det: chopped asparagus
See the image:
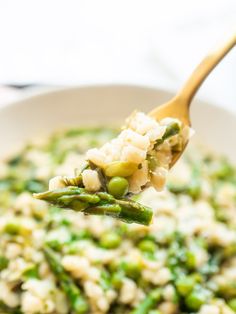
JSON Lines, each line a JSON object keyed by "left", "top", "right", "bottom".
{"left": 43, "top": 246, "right": 89, "bottom": 314}
{"left": 163, "top": 122, "right": 181, "bottom": 140}
{"left": 154, "top": 122, "right": 180, "bottom": 148}
{"left": 131, "top": 289, "right": 162, "bottom": 314}
{"left": 34, "top": 187, "right": 153, "bottom": 225}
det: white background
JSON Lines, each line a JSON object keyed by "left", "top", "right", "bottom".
{"left": 0, "top": 0, "right": 235, "bottom": 110}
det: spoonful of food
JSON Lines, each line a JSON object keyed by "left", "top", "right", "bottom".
{"left": 149, "top": 32, "right": 236, "bottom": 168}
{"left": 34, "top": 33, "right": 236, "bottom": 226}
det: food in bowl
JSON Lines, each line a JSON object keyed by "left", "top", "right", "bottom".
{"left": 34, "top": 112, "right": 191, "bottom": 226}
{"left": 0, "top": 126, "right": 236, "bottom": 313}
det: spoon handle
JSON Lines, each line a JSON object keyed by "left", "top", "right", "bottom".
{"left": 177, "top": 32, "right": 236, "bottom": 105}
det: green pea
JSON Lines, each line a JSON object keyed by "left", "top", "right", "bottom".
{"left": 107, "top": 177, "right": 129, "bottom": 198}
{"left": 138, "top": 239, "right": 156, "bottom": 254}
{"left": 100, "top": 232, "right": 121, "bottom": 249}
{"left": 228, "top": 298, "right": 236, "bottom": 311}
{"left": 185, "top": 289, "right": 209, "bottom": 311}
{"left": 188, "top": 181, "right": 201, "bottom": 200}
{"left": 185, "top": 250, "right": 196, "bottom": 269}
{"left": 176, "top": 276, "right": 195, "bottom": 296}
{"left": 73, "top": 297, "right": 89, "bottom": 314}
{"left": 122, "top": 261, "right": 141, "bottom": 279}
{"left": 4, "top": 222, "right": 20, "bottom": 235}
{"left": 111, "top": 271, "right": 124, "bottom": 289}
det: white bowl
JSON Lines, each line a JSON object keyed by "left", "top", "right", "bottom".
{"left": 0, "top": 85, "right": 235, "bottom": 162}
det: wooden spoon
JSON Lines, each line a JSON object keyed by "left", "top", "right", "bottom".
{"left": 149, "top": 33, "right": 236, "bottom": 167}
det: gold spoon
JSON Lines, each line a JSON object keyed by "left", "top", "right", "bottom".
{"left": 149, "top": 33, "right": 236, "bottom": 167}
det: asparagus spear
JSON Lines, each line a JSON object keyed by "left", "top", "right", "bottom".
{"left": 43, "top": 246, "right": 89, "bottom": 314}
{"left": 0, "top": 301, "right": 21, "bottom": 314}
{"left": 131, "top": 289, "right": 162, "bottom": 314}
{"left": 34, "top": 187, "right": 153, "bottom": 225}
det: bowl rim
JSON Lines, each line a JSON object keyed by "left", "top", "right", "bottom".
{"left": 1, "top": 84, "right": 235, "bottom": 163}
{"left": 1, "top": 83, "right": 235, "bottom": 119}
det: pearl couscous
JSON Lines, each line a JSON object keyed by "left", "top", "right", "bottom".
{"left": 0, "top": 126, "right": 236, "bottom": 314}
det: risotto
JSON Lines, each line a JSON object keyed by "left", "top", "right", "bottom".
{"left": 0, "top": 127, "right": 236, "bottom": 314}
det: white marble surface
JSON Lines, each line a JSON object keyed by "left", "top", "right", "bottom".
{"left": 0, "top": 0, "right": 235, "bottom": 111}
